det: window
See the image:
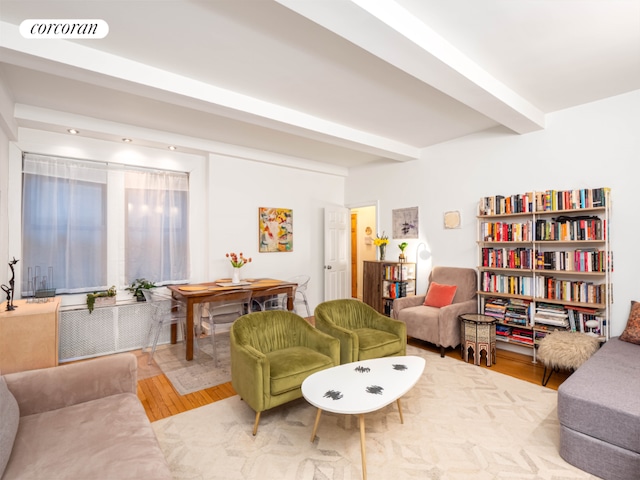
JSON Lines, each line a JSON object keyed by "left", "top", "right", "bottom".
{"left": 22, "top": 154, "right": 107, "bottom": 293}
{"left": 21, "top": 153, "right": 190, "bottom": 295}
{"left": 125, "top": 170, "right": 189, "bottom": 285}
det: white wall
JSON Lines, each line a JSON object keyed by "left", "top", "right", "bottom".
{"left": 0, "top": 127, "right": 8, "bottom": 288}
{"left": 5, "top": 129, "right": 345, "bottom": 312}
{"left": 205, "top": 153, "right": 344, "bottom": 309}
{"left": 346, "top": 90, "right": 640, "bottom": 337}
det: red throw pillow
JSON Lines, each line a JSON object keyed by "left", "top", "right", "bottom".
{"left": 620, "top": 301, "right": 640, "bottom": 345}
{"left": 424, "top": 282, "right": 457, "bottom": 308}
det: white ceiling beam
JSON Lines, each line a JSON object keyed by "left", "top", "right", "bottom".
{"left": 13, "top": 104, "right": 351, "bottom": 177}
{"left": 0, "top": 75, "right": 18, "bottom": 140}
{"left": 276, "top": 0, "right": 545, "bottom": 134}
{"left": 0, "top": 21, "right": 419, "bottom": 162}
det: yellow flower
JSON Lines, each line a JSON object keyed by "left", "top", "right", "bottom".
{"left": 373, "top": 232, "right": 389, "bottom": 246}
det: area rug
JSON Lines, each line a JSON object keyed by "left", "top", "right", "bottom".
{"left": 152, "top": 345, "right": 597, "bottom": 480}
{"left": 152, "top": 335, "right": 231, "bottom": 395}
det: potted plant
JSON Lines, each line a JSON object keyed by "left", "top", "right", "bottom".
{"left": 398, "top": 242, "right": 408, "bottom": 262}
{"left": 86, "top": 285, "right": 117, "bottom": 313}
{"left": 125, "top": 278, "right": 156, "bottom": 302}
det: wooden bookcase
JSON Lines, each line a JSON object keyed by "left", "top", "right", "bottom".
{"left": 363, "top": 260, "right": 415, "bottom": 316}
{"left": 476, "top": 188, "right": 612, "bottom": 360}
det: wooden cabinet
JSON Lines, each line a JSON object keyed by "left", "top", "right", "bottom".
{"left": 363, "top": 261, "right": 415, "bottom": 316}
{"left": 477, "top": 188, "right": 611, "bottom": 359}
{"left": 0, "top": 298, "right": 60, "bottom": 374}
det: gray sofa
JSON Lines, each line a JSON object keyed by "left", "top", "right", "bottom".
{"left": 1, "top": 353, "right": 172, "bottom": 480}
{"left": 557, "top": 336, "right": 640, "bottom": 480}
{"left": 392, "top": 266, "right": 477, "bottom": 356}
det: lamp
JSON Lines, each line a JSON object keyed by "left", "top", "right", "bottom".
{"left": 414, "top": 242, "right": 431, "bottom": 295}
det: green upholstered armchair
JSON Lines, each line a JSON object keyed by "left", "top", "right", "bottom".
{"left": 314, "top": 299, "right": 407, "bottom": 365}
{"left": 230, "top": 310, "right": 339, "bottom": 435}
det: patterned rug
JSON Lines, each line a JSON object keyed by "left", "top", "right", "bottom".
{"left": 152, "top": 345, "right": 597, "bottom": 480}
{"left": 153, "top": 335, "right": 231, "bottom": 395}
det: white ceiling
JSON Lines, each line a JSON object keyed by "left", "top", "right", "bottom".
{"left": 0, "top": 0, "right": 639, "bottom": 170}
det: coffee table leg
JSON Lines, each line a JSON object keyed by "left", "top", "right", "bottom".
{"left": 310, "top": 408, "right": 323, "bottom": 442}
{"left": 396, "top": 398, "right": 404, "bottom": 424}
{"left": 359, "top": 413, "right": 367, "bottom": 480}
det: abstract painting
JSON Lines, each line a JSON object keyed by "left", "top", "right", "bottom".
{"left": 392, "top": 207, "right": 419, "bottom": 239}
{"left": 258, "top": 207, "right": 293, "bottom": 252}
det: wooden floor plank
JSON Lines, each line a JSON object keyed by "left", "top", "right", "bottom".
{"left": 138, "top": 339, "right": 569, "bottom": 421}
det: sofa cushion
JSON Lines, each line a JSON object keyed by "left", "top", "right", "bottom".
{"left": 558, "top": 337, "right": 640, "bottom": 455}
{"left": 355, "top": 328, "right": 404, "bottom": 360}
{"left": 2, "top": 392, "right": 172, "bottom": 480}
{"left": 267, "top": 346, "right": 335, "bottom": 396}
{"left": 0, "top": 378, "right": 19, "bottom": 478}
{"left": 620, "top": 301, "right": 640, "bottom": 345}
{"left": 424, "top": 282, "right": 457, "bottom": 307}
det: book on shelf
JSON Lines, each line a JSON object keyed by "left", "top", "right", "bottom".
{"left": 480, "top": 187, "right": 609, "bottom": 216}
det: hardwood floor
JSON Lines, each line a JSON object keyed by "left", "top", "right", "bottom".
{"left": 137, "top": 338, "right": 569, "bottom": 423}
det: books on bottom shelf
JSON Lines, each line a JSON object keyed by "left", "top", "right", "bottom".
{"left": 496, "top": 324, "right": 534, "bottom": 346}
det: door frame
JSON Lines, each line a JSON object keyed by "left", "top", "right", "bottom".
{"left": 346, "top": 200, "right": 379, "bottom": 301}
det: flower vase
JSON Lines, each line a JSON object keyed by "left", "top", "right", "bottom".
{"left": 379, "top": 244, "right": 386, "bottom": 261}
{"left": 232, "top": 267, "right": 241, "bottom": 284}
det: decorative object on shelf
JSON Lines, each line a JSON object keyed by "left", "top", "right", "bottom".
{"left": 226, "top": 252, "right": 252, "bottom": 284}
{"left": 86, "top": 286, "right": 117, "bottom": 313}
{"left": 1, "top": 257, "right": 19, "bottom": 311}
{"left": 398, "top": 242, "right": 408, "bottom": 262}
{"left": 443, "top": 210, "right": 461, "bottom": 229}
{"left": 373, "top": 232, "right": 388, "bottom": 261}
{"left": 392, "top": 207, "right": 419, "bottom": 239}
{"left": 125, "top": 278, "right": 156, "bottom": 301}
{"left": 258, "top": 207, "right": 293, "bottom": 252}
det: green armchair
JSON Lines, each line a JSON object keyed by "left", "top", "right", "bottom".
{"left": 230, "top": 310, "right": 339, "bottom": 435}
{"left": 314, "top": 299, "right": 407, "bottom": 364}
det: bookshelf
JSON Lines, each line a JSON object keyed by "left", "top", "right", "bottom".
{"left": 363, "top": 261, "right": 416, "bottom": 316}
{"left": 477, "top": 188, "right": 612, "bottom": 361}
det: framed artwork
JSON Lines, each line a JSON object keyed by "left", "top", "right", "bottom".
{"left": 258, "top": 207, "right": 293, "bottom": 252}
{"left": 392, "top": 207, "right": 419, "bottom": 239}
{"left": 443, "top": 210, "right": 462, "bottom": 229}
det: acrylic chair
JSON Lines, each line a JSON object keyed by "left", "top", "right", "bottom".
{"left": 254, "top": 286, "right": 290, "bottom": 311}
{"left": 287, "top": 275, "right": 311, "bottom": 317}
{"left": 142, "top": 289, "right": 188, "bottom": 365}
{"left": 200, "top": 289, "right": 253, "bottom": 365}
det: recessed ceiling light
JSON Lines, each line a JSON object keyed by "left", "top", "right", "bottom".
{"left": 168, "top": 145, "right": 176, "bottom": 151}
{"left": 67, "top": 128, "right": 79, "bottom": 135}
{"left": 122, "top": 138, "right": 132, "bottom": 143}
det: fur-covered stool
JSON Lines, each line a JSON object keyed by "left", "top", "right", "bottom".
{"left": 537, "top": 331, "right": 599, "bottom": 386}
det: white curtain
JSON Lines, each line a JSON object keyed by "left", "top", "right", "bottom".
{"left": 125, "top": 169, "right": 189, "bottom": 285}
{"left": 22, "top": 153, "right": 108, "bottom": 293}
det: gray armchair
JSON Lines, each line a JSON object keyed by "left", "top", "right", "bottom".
{"left": 392, "top": 266, "right": 477, "bottom": 357}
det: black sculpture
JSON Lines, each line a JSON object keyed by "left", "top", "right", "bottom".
{"left": 2, "top": 257, "right": 19, "bottom": 311}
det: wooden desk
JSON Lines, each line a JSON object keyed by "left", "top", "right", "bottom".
{"left": 167, "top": 278, "right": 297, "bottom": 361}
{"left": 0, "top": 298, "right": 60, "bottom": 374}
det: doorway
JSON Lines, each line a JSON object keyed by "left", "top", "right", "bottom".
{"left": 349, "top": 205, "right": 377, "bottom": 301}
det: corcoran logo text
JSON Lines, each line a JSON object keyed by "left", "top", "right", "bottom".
{"left": 20, "top": 19, "right": 109, "bottom": 39}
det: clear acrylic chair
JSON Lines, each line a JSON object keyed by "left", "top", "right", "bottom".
{"left": 142, "top": 289, "right": 188, "bottom": 365}
{"left": 288, "top": 275, "right": 311, "bottom": 317}
{"left": 254, "top": 286, "right": 289, "bottom": 311}
{"left": 200, "top": 289, "right": 252, "bottom": 365}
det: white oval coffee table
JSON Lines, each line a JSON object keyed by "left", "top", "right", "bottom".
{"left": 301, "top": 355, "right": 425, "bottom": 480}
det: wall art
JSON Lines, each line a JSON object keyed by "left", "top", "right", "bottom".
{"left": 258, "top": 207, "right": 293, "bottom": 252}
{"left": 392, "top": 207, "right": 419, "bottom": 239}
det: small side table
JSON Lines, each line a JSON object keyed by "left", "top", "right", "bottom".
{"left": 459, "top": 313, "right": 497, "bottom": 367}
